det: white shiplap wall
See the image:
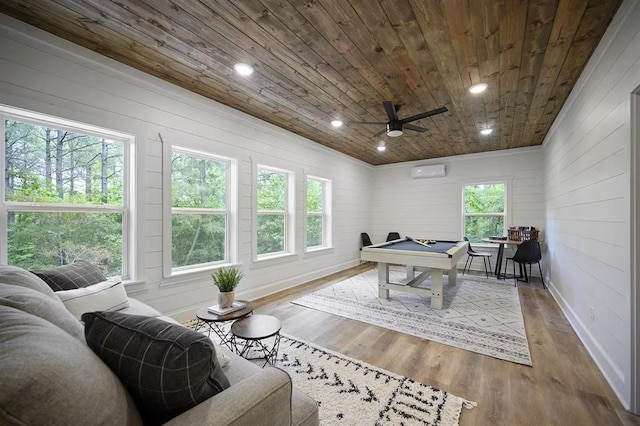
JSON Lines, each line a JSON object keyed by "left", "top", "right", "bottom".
{"left": 370, "top": 148, "right": 545, "bottom": 272}
{"left": 0, "top": 15, "right": 373, "bottom": 320}
{"left": 541, "top": 0, "right": 640, "bottom": 409}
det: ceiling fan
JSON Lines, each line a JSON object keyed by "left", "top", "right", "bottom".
{"left": 352, "top": 101, "right": 448, "bottom": 137}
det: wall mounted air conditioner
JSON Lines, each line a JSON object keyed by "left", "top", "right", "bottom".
{"left": 410, "top": 164, "right": 446, "bottom": 179}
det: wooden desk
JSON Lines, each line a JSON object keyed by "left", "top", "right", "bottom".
{"left": 481, "top": 238, "right": 523, "bottom": 279}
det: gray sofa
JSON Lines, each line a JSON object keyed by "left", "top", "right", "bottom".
{"left": 0, "top": 265, "right": 319, "bottom": 426}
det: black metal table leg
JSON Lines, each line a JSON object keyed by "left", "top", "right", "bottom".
{"left": 495, "top": 243, "right": 505, "bottom": 278}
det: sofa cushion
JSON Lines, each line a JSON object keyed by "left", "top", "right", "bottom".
{"left": 0, "top": 283, "right": 85, "bottom": 341}
{"left": 55, "top": 279, "right": 129, "bottom": 320}
{"left": 119, "top": 297, "right": 164, "bottom": 317}
{"left": 31, "top": 260, "right": 107, "bottom": 291}
{"left": 0, "top": 265, "right": 57, "bottom": 299}
{"left": 83, "top": 311, "right": 230, "bottom": 424}
{"left": 0, "top": 305, "right": 142, "bottom": 426}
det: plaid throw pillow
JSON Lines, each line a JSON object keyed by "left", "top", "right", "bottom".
{"left": 82, "top": 311, "right": 230, "bottom": 424}
{"left": 31, "top": 260, "right": 107, "bottom": 291}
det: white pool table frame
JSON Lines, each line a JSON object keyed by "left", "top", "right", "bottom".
{"left": 360, "top": 239, "right": 468, "bottom": 309}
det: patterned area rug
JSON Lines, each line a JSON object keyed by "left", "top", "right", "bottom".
{"left": 278, "top": 334, "right": 476, "bottom": 425}
{"left": 292, "top": 267, "right": 532, "bottom": 365}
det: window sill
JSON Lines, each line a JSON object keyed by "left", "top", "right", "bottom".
{"left": 251, "top": 252, "right": 298, "bottom": 269}
{"left": 123, "top": 279, "right": 148, "bottom": 295}
{"left": 160, "top": 263, "right": 238, "bottom": 287}
{"left": 472, "top": 243, "right": 498, "bottom": 249}
{"left": 304, "top": 246, "right": 333, "bottom": 256}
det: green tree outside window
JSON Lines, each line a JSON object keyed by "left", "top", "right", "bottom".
{"left": 463, "top": 183, "right": 505, "bottom": 243}
{"left": 3, "top": 118, "right": 126, "bottom": 276}
{"left": 306, "top": 178, "right": 324, "bottom": 248}
{"left": 171, "top": 151, "right": 228, "bottom": 268}
{"left": 257, "top": 168, "right": 287, "bottom": 255}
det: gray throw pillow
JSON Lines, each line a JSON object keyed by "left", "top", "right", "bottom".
{"left": 83, "top": 311, "right": 230, "bottom": 424}
{"left": 31, "top": 260, "right": 107, "bottom": 291}
{"left": 0, "top": 306, "right": 142, "bottom": 426}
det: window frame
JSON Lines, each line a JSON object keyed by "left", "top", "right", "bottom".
{"left": 163, "top": 146, "right": 237, "bottom": 277}
{"left": 0, "top": 105, "right": 134, "bottom": 279}
{"left": 305, "top": 175, "right": 332, "bottom": 252}
{"left": 254, "top": 164, "right": 295, "bottom": 261}
{"left": 461, "top": 180, "right": 511, "bottom": 243}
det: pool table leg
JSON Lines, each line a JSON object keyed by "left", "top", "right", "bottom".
{"left": 448, "top": 267, "right": 458, "bottom": 286}
{"left": 378, "top": 262, "right": 390, "bottom": 299}
{"left": 431, "top": 269, "right": 444, "bottom": 309}
{"left": 406, "top": 265, "right": 415, "bottom": 280}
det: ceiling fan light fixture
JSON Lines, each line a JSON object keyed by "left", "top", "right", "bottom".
{"left": 386, "top": 121, "right": 403, "bottom": 137}
{"left": 480, "top": 128, "right": 493, "bottom": 135}
{"left": 469, "top": 83, "right": 488, "bottom": 94}
{"left": 233, "top": 63, "right": 254, "bottom": 76}
{"left": 330, "top": 119, "right": 343, "bottom": 128}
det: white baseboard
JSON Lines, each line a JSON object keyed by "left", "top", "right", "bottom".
{"left": 546, "top": 279, "right": 629, "bottom": 409}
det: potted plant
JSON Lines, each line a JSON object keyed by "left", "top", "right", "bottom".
{"left": 211, "top": 266, "right": 244, "bottom": 308}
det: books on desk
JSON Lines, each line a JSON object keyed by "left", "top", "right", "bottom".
{"left": 207, "top": 301, "right": 246, "bottom": 315}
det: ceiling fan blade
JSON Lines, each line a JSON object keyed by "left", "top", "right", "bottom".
{"left": 372, "top": 128, "right": 387, "bottom": 137}
{"left": 402, "top": 106, "right": 448, "bottom": 123}
{"left": 382, "top": 101, "right": 399, "bottom": 122}
{"left": 404, "top": 124, "right": 427, "bottom": 133}
{"left": 350, "top": 121, "right": 387, "bottom": 125}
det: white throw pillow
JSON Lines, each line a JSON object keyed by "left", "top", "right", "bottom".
{"left": 215, "top": 344, "right": 231, "bottom": 369}
{"left": 55, "top": 279, "right": 129, "bottom": 320}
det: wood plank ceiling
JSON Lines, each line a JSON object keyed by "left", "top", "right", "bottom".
{"left": 0, "top": 0, "right": 622, "bottom": 165}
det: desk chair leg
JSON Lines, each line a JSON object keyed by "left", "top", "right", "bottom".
{"left": 511, "top": 260, "right": 517, "bottom": 287}
{"left": 538, "top": 263, "right": 546, "bottom": 289}
{"left": 482, "top": 257, "right": 491, "bottom": 278}
{"left": 463, "top": 256, "right": 472, "bottom": 275}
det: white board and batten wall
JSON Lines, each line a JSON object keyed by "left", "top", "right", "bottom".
{"left": 0, "top": 14, "right": 373, "bottom": 321}
{"left": 370, "top": 148, "right": 546, "bottom": 272}
{"left": 540, "top": 0, "right": 640, "bottom": 412}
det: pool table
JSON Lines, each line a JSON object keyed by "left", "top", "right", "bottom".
{"left": 360, "top": 238, "right": 468, "bottom": 309}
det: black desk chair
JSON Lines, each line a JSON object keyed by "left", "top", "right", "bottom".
{"left": 505, "top": 240, "right": 545, "bottom": 288}
{"left": 462, "top": 236, "right": 493, "bottom": 278}
{"left": 386, "top": 232, "right": 401, "bottom": 241}
{"left": 360, "top": 233, "right": 372, "bottom": 264}
{"left": 361, "top": 232, "right": 372, "bottom": 248}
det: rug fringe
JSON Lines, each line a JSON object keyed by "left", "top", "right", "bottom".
{"left": 462, "top": 400, "right": 478, "bottom": 410}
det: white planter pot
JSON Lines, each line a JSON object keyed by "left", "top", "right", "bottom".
{"left": 218, "top": 291, "right": 235, "bottom": 308}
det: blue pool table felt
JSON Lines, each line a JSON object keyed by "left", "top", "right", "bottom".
{"left": 375, "top": 239, "right": 459, "bottom": 253}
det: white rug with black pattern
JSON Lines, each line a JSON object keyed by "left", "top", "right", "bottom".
{"left": 292, "top": 267, "right": 532, "bottom": 365}
{"left": 279, "top": 334, "right": 476, "bottom": 425}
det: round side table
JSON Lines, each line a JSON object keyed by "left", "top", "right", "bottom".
{"left": 195, "top": 300, "right": 253, "bottom": 350}
{"left": 231, "top": 314, "right": 282, "bottom": 367}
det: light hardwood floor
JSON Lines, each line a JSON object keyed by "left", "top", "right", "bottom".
{"left": 251, "top": 263, "right": 640, "bottom": 426}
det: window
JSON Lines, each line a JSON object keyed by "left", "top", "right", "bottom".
{"left": 1, "top": 109, "right": 130, "bottom": 278}
{"left": 256, "top": 166, "right": 293, "bottom": 258}
{"left": 306, "top": 176, "right": 331, "bottom": 250}
{"left": 170, "top": 148, "right": 230, "bottom": 271}
{"left": 463, "top": 183, "right": 506, "bottom": 243}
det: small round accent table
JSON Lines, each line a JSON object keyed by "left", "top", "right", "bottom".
{"left": 231, "top": 314, "right": 282, "bottom": 367}
{"left": 195, "top": 300, "right": 253, "bottom": 350}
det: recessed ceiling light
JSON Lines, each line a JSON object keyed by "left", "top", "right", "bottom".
{"left": 480, "top": 128, "right": 493, "bottom": 135}
{"left": 233, "top": 63, "right": 254, "bottom": 76}
{"left": 331, "top": 120, "right": 343, "bottom": 128}
{"left": 469, "top": 83, "right": 488, "bottom": 94}
{"left": 377, "top": 143, "right": 386, "bottom": 152}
